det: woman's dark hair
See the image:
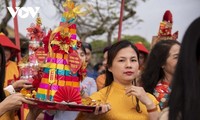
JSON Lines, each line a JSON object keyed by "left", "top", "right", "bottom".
{"left": 169, "top": 17, "right": 200, "bottom": 120}
{"left": 141, "top": 40, "right": 180, "bottom": 94}
{"left": 80, "top": 43, "right": 86, "bottom": 54}
{"left": 103, "top": 46, "right": 110, "bottom": 54}
{"left": 0, "top": 44, "right": 6, "bottom": 102}
{"left": 93, "top": 63, "right": 103, "bottom": 71}
{"left": 105, "top": 40, "right": 139, "bottom": 87}
{"left": 82, "top": 42, "right": 92, "bottom": 51}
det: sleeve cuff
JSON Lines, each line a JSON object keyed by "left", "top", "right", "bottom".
{"left": 4, "top": 85, "right": 16, "bottom": 94}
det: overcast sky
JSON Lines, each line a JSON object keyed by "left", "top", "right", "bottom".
{"left": 126, "top": 0, "right": 200, "bottom": 42}
{"left": 2, "top": 0, "right": 200, "bottom": 43}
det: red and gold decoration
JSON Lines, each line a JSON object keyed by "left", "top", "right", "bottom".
{"left": 19, "top": 14, "right": 46, "bottom": 83}
{"left": 31, "top": 0, "right": 90, "bottom": 112}
{"left": 60, "top": 0, "right": 92, "bottom": 25}
{"left": 82, "top": 97, "right": 102, "bottom": 106}
{"left": 20, "top": 0, "right": 92, "bottom": 112}
{"left": 25, "top": 97, "right": 96, "bottom": 112}
{"left": 26, "top": 14, "right": 45, "bottom": 41}
{"left": 151, "top": 10, "right": 178, "bottom": 48}
{"left": 54, "top": 86, "right": 81, "bottom": 104}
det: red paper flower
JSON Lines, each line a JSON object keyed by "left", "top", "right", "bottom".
{"left": 68, "top": 47, "right": 74, "bottom": 53}
{"left": 50, "top": 31, "right": 75, "bottom": 54}
{"left": 51, "top": 45, "right": 60, "bottom": 52}
{"left": 54, "top": 32, "right": 71, "bottom": 44}
{"left": 64, "top": 37, "right": 71, "bottom": 44}
{"left": 59, "top": 50, "right": 66, "bottom": 54}
{"left": 27, "top": 23, "right": 45, "bottom": 41}
{"left": 42, "top": 30, "right": 52, "bottom": 53}
{"left": 54, "top": 32, "right": 62, "bottom": 41}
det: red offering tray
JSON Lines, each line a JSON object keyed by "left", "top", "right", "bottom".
{"left": 26, "top": 98, "right": 95, "bottom": 112}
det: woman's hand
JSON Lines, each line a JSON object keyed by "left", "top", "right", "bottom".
{"left": 94, "top": 103, "right": 111, "bottom": 115}
{"left": 125, "top": 86, "right": 160, "bottom": 120}
{"left": 12, "top": 80, "right": 33, "bottom": 90}
{"left": 26, "top": 105, "right": 43, "bottom": 120}
{"left": 125, "top": 86, "right": 154, "bottom": 108}
{"left": 3, "top": 93, "right": 36, "bottom": 109}
{"left": 0, "top": 93, "right": 36, "bottom": 116}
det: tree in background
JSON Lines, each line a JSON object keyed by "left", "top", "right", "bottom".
{"left": 121, "top": 35, "right": 150, "bottom": 50}
{"left": 52, "top": 0, "right": 145, "bottom": 45}
{"left": 0, "top": 0, "right": 148, "bottom": 61}
{"left": 90, "top": 35, "right": 149, "bottom": 65}
{"left": 0, "top": 0, "right": 146, "bottom": 45}
{"left": 90, "top": 40, "right": 107, "bottom": 64}
{"left": 0, "top": 0, "right": 26, "bottom": 35}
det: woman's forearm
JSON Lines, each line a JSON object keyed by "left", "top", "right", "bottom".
{"left": 0, "top": 101, "right": 7, "bottom": 116}
{"left": 145, "top": 102, "right": 160, "bottom": 120}
{"left": 148, "top": 111, "right": 160, "bottom": 120}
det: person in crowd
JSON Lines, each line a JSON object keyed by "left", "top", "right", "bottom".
{"left": 0, "top": 44, "right": 36, "bottom": 120}
{"left": 76, "top": 40, "right": 160, "bottom": 120}
{"left": 82, "top": 42, "right": 98, "bottom": 80}
{"left": 0, "top": 33, "right": 20, "bottom": 88}
{"left": 93, "top": 62, "right": 105, "bottom": 75}
{"left": 78, "top": 44, "right": 97, "bottom": 98}
{"left": 96, "top": 46, "right": 110, "bottom": 90}
{"left": 159, "top": 17, "right": 200, "bottom": 120}
{"left": 134, "top": 42, "right": 149, "bottom": 86}
{"left": 141, "top": 40, "right": 180, "bottom": 110}
{"left": 134, "top": 42, "right": 149, "bottom": 71}
{"left": 0, "top": 33, "right": 35, "bottom": 119}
